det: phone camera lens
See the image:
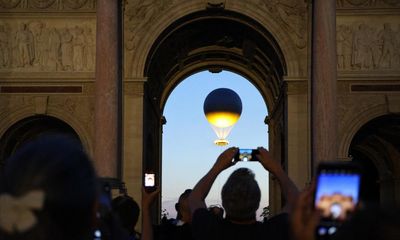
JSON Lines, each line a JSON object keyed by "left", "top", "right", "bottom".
{"left": 318, "top": 227, "right": 327, "bottom": 235}
{"left": 328, "top": 227, "right": 337, "bottom": 235}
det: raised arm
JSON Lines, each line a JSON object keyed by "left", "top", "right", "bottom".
{"left": 256, "top": 147, "right": 299, "bottom": 213}
{"left": 141, "top": 187, "right": 160, "bottom": 240}
{"left": 188, "top": 147, "right": 238, "bottom": 215}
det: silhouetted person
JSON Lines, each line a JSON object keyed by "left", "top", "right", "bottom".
{"left": 0, "top": 134, "right": 98, "bottom": 240}
{"left": 290, "top": 187, "right": 400, "bottom": 240}
{"left": 208, "top": 205, "right": 224, "bottom": 219}
{"left": 112, "top": 195, "right": 141, "bottom": 240}
{"left": 173, "top": 189, "right": 192, "bottom": 226}
{"left": 145, "top": 189, "right": 195, "bottom": 240}
{"left": 188, "top": 147, "right": 299, "bottom": 240}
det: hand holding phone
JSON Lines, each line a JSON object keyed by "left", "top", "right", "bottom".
{"left": 314, "top": 162, "right": 361, "bottom": 238}
{"left": 144, "top": 173, "right": 156, "bottom": 192}
{"left": 234, "top": 149, "right": 259, "bottom": 162}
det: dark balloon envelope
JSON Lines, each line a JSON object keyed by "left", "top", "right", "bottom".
{"left": 203, "top": 88, "right": 242, "bottom": 116}
{"left": 203, "top": 88, "right": 242, "bottom": 146}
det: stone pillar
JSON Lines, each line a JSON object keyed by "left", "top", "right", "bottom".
{"left": 123, "top": 80, "right": 145, "bottom": 206}
{"left": 94, "top": 0, "right": 120, "bottom": 178}
{"left": 311, "top": 0, "right": 337, "bottom": 171}
{"left": 286, "top": 81, "right": 309, "bottom": 187}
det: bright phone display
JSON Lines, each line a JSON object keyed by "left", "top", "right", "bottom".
{"left": 314, "top": 163, "right": 361, "bottom": 238}
{"left": 144, "top": 173, "right": 155, "bottom": 187}
{"left": 234, "top": 149, "right": 259, "bottom": 162}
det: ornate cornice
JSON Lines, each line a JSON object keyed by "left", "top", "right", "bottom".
{"left": 337, "top": 0, "right": 400, "bottom": 9}
{"left": 0, "top": 0, "right": 96, "bottom": 12}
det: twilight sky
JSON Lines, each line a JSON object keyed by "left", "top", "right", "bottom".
{"left": 161, "top": 70, "right": 270, "bottom": 220}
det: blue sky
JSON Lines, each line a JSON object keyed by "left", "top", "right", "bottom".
{"left": 161, "top": 70, "right": 270, "bottom": 220}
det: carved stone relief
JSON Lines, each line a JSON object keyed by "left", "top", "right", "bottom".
{"left": 337, "top": 21, "right": 400, "bottom": 71}
{"left": 256, "top": 0, "right": 308, "bottom": 49}
{"left": 337, "top": 0, "right": 400, "bottom": 8}
{"left": 0, "top": 0, "right": 22, "bottom": 9}
{"left": 63, "top": 0, "right": 90, "bottom": 9}
{"left": 0, "top": 0, "right": 95, "bottom": 11}
{"left": 338, "top": 94, "right": 385, "bottom": 133}
{"left": 30, "top": 0, "right": 57, "bottom": 9}
{"left": 49, "top": 95, "right": 94, "bottom": 133}
{"left": 124, "top": 0, "right": 308, "bottom": 78}
{"left": 0, "top": 20, "right": 95, "bottom": 72}
{"left": 124, "top": 0, "right": 176, "bottom": 71}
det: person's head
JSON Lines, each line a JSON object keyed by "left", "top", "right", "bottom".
{"left": 0, "top": 134, "right": 98, "bottom": 240}
{"left": 111, "top": 195, "right": 140, "bottom": 235}
{"left": 208, "top": 205, "right": 224, "bottom": 219}
{"left": 175, "top": 189, "right": 192, "bottom": 223}
{"left": 221, "top": 168, "right": 260, "bottom": 222}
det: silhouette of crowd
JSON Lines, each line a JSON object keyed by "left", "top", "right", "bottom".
{"left": 0, "top": 134, "right": 399, "bottom": 240}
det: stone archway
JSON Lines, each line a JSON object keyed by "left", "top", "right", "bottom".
{"left": 349, "top": 114, "right": 400, "bottom": 206}
{"left": 141, "top": 9, "right": 288, "bottom": 212}
{"left": 0, "top": 115, "right": 81, "bottom": 168}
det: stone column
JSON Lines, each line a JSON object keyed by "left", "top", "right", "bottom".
{"left": 94, "top": 0, "right": 120, "bottom": 178}
{"left": 311, "top": 0, "right": 337, "bottom": 171}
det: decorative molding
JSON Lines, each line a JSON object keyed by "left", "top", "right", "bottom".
{"left": 286, "top": 81, "right": 308, "bottom": 95}
{"left": 0, "top": 0, "right": 96, "bottom": 12}
{"left": 124, "top": 81, "right": 144, "bottom": 96}
{"left": 337, "top": 0, "right": 400, "bottom": 9}
{"left": 0, "top": 20, "right": 95, "bottom": 73}
{"left": 205, "top": 0, "right": 226, "bottom": 9}
{"left": 351, "top": 84, "right": 400, "bottom": 92}
{"left": 0, "top": 85, "right": 83, "bottom": 93}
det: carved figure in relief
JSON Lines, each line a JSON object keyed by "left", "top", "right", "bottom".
{"left": 15, "top": 23, "right": 35, "bottom": 67}
{"left": 369, "top": 26, "right": 382, "bottom": 69}
{"left": 0, "top": 24, "right": 10, "bottom": 68}
{"left": 126, "top": 0, "right": 172, "bottom": 31}
{"left": 72, "top": 26, "right": 86, "bottom": 71}
{"left": 258, "top": 0, "right": 307, "bottom": 48}
{"left": 48, "top": 27, "right": 62, "bottom": 70}
{"left": 394, "top": 24, "right": 400, "bottom": 68}
{"left": 31, "top": 22, "right": 47, "bottom": 68}
{"left": 352, "top": 23, "right": 374, "bottom": 69}
{"left": 337, "top": 24, "right": 353, "bottom": 69}
{"left": 124, "top": 0, "right": 167, "bottom": 46}
{"left": 83, "top": 26, "right": 95, "bottom": 70}
{"left": 378, "top": 23, "right": 395, "bottom": 68}
{"left": 60, "top": 27, "right": 73, "bottom": 71}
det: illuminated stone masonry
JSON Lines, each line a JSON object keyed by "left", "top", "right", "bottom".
{"left": 0, "top": 19, "right": 95, "bottom": 72}
{"left": 337, "top": 20, "right": 400, "bottom": 71}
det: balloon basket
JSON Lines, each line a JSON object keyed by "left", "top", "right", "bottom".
{"left": 214, "top": 139, "right": 229, "bottom": 146}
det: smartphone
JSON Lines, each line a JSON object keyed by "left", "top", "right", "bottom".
{"left": 234, "top": 149, "right": 259, "bottom": 162}
{"left": 314, "top": 162, "right": 361, "bottom": 238}
{"left": 144, "top": 173, "right": 156, "bottom": 192}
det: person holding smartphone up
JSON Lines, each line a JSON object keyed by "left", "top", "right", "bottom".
{"left": 188, "top": 146, "right": 299, "bottom": 240}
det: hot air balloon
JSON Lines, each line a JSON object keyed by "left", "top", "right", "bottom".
{"left": 203, "top": 88, "right": 242, "bottom": 146}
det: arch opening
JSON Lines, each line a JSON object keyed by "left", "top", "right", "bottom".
{"left": 141, "top": 9, "right": 288, "bottom": 216}
{"left": 0, "top": 115, "right": 81, "bottom": 168}
{"left": 349, "top": 114, "right": 400, "bottom": 206}
{"left": 161, "top": 70, "right": 269, "bottom": 220}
